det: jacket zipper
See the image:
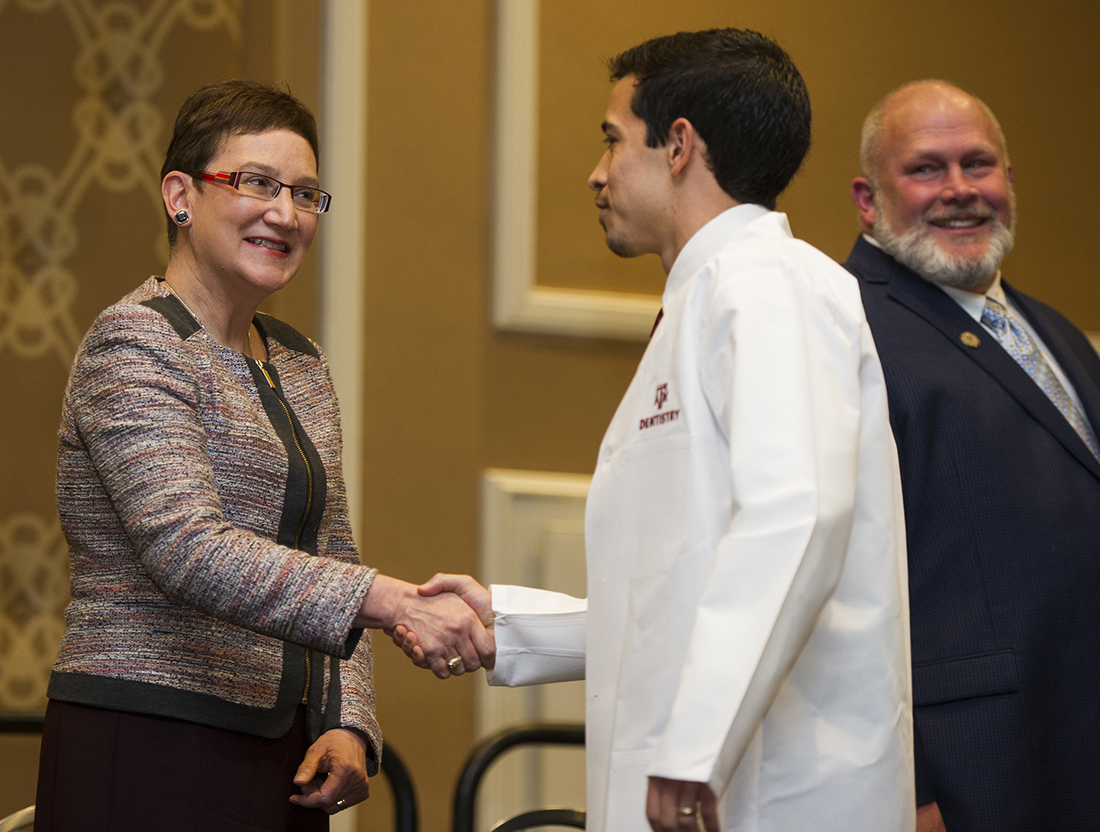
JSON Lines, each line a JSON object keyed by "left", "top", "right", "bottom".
{"left": 258, "top": 362, "right": 315, "bottom": 705}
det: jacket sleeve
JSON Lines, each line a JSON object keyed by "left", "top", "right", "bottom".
{"left": 646, "top": 251, "right": 862, "bottom": 794}
{"left": 68, "top": 305, "right": 375, "bottom": 658}
{"left": 488, "top": 585, "right": 587, "bottom": 686}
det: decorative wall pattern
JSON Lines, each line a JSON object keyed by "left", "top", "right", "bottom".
{"left": 0, "top": 0, "right": 243, "bottom": 714}
{"left": 0, "top": 0, "right": 240, "bottom": 366}
{"left": 0, "top": 513, "right": 68, "bottom": 710}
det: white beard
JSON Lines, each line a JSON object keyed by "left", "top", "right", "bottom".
{"left": 874, "top": 201, "right": 1016, "bottom": 291}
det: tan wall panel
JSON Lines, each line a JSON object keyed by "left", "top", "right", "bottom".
{"left": 362, "top": 2, "right": 493, "bottom": 829}
{"left": 0, "top": 735, "right": 40, "bottom": 819}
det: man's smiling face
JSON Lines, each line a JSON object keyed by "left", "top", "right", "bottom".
{"left": 868, "top": 84, "right": 1016, "bottom": 290}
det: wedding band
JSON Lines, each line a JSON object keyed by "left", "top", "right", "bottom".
{"left": 446, "top": 657, "right": 463, "bottom": 672}
{"left": 335, "top": 799, "right": 348, "bottom": 811}
{"left": 678, "top": 806, "right": 696, "bottom": 816}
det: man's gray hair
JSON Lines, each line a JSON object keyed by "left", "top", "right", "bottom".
{"left": 858, "top": 80, "right": 1009, "bottom": 186}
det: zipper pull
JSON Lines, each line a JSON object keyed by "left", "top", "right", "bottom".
{"left": 260, "top": 363, "right": 276, "bottom": 389}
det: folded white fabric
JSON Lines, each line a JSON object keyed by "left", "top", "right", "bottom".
{"left": 488, "top": 584, "right": 588, "bottom": 686}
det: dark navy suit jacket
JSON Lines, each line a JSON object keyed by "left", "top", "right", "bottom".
{"left": 845, "top": 236, "right": 1100, "bottom": 831}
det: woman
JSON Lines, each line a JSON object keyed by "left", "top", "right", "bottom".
{"left": 36, "top": 80, "right": 491, "bottom": 832}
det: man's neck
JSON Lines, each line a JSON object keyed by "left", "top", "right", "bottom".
{"left": 661, "top": 194, "right": 742, "bottom": 274}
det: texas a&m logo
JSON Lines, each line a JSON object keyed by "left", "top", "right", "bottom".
{"left": 640, "top": 382, "right": 680, "bottom": 431}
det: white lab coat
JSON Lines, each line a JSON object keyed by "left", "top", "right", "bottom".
{"left": 491, "top": 205, "right": 914, "bottom": 831}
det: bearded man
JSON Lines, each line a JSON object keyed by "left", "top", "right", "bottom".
{"left": 846, "top": 81, "right": 1100, "bottom": 832}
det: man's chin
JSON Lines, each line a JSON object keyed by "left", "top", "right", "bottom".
{"left": 875, "top": 218, "right": 1012, "bottom": 291}
{"left": 929, "top": 226, "right": 990, "bottom": 251}
{"left": 605, "top": 234, "right": 638, "bottom": 259}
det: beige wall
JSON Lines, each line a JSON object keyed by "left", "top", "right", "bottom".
{"left": 3, "top": 0, "right": 1098, "bottom": 829}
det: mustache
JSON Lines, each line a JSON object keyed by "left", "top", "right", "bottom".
{"left": 925, "top": 207, "right": 996, "bottom": 223}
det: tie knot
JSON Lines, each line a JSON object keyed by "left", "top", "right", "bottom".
{"left": 981, "top": 296, "right": 1009, "bottom": 330}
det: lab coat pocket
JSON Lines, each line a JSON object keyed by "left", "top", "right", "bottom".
{"left": 619, "top": 434, "right": 692, "bottom": 582}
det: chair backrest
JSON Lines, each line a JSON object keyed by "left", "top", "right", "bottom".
{"left": 489, "top": 808, "right": 585, "bottom": 832}
{"left": 380, "top": 740, "right": 418, "bottom": 832}
{"left": 452, "top": 723, "right": 585, "bottom": 832}
{"left": 0, "top": 805, "right": 34, "bottom": 832}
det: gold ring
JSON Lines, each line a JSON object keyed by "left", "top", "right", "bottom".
{"left": 446, "top": 657, "right": 463, "bottom": 672}
{"left": 677, "top": 806, "right": 695, "bottom": 816}
{"left": 335, "top": 799, "right": 348, "bottom": 812}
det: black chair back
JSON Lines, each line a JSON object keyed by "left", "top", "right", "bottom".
{"left": 452, "top": 723, "right": 585, "bottom": 832}
{"left": 489, "top": 808, "right": 585, "bottom": 831}
{"left": 380, "top": 741, "right": 419, "bottom": 832}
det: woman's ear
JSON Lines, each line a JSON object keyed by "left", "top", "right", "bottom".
{"left": 162, "top": 171, "right": 192, "bottom": 224}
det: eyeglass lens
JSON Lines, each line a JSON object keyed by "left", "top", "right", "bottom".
{"left": 237, "top": 173, "right": 327, "bottom": 212}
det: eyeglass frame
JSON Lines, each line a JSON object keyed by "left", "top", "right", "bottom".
{"left": 195, "top": 170, "right": 332, "bottom": 214}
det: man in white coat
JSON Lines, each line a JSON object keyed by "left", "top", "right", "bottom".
{"left": 404, "top": 29, "right": 914, "bottom": 832}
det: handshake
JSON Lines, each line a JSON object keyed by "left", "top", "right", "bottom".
{"left": 354, "top": 573, "right": 495, "bottom": 679}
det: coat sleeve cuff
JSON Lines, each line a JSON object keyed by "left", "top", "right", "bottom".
{"left": 487, "top": 585, "right": 587, "bottom": 687}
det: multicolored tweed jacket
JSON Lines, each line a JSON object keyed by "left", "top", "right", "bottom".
{"left": 49, "top": 277, "right": 381, "bottom": 769}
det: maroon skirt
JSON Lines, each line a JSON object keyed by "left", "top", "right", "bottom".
{"left": 35, "top": 700, "right": 329, "bottom": 832}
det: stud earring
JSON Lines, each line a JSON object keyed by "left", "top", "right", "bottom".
{"left": 174, "top": 210, "right": 190, "bottom": 225}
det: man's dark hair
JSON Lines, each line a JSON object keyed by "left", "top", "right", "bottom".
{"left": 609, "top": 29, "right": 810, "bottom": 210}
{"left": 160, "top": 80, "right": 319, "bottom": 247}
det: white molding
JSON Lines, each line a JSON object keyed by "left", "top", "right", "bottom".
{"left": 320, "top": 0, "right": 366, "bottom": 538}
{"left": 477, "top": 468, "right": 590, "bottom": 829}
{"left": 320, "top": 3, "right": 366, "bottom": 831}
{"left": 491, "top": 0, "right": 661, "bottom": 341}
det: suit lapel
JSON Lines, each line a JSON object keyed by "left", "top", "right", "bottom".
{"left": 875, "top": 248, "right": 1100, "bottom": 479}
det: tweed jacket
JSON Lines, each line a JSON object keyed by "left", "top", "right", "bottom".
{"left": 50, "top": 277, "right": 380, "bottom": 767}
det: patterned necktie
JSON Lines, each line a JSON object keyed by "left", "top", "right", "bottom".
{"left": 981, "top": 297, "right": 1100, "bottom": 460}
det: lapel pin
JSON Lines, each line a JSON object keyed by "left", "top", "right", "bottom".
{"left": 960, "top": 331, "right": 981, "bottom": 348}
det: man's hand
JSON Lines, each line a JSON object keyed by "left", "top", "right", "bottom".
{"left": 917, "top": 801, "right": 946, "bottom": 832}
{"left": 357, "top": 574, "right": 494, "bottom": 678}
{"left": 391, "top": 573, "right": 494, "bottom": 672}
{"left": 290, "top": 728, "right": 370, "bottom": 814}
{"left": 646, "top": 777, "right": 719, "bottom": 832}
{"left": 418, "top": 573, "right": 493, "bottom": 623}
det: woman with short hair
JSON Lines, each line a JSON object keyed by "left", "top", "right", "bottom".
{"left": 36, "top": 80, "right": 491, "bottom": 832}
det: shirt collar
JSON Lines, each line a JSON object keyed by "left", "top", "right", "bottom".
{"left": 939, "top": 272, "right": 1004, "bottom": 323}
{"left": 861, "top": 232, "right": 882, "bottom": 250}
{"left": 862, "top": 231, "right": 1006, "bottom": 323}
{"left": 664, "top": 203, "right": 771, "bottom": 306}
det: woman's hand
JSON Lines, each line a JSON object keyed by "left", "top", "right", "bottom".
{"left": 356, "top": 574, "right": 495, "bottom": 678}
{"left": 290, "top": 728, "right": 370, "bottom": 814}
{"left": 391, "top": 574, "right": 494, "bottom": 673}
